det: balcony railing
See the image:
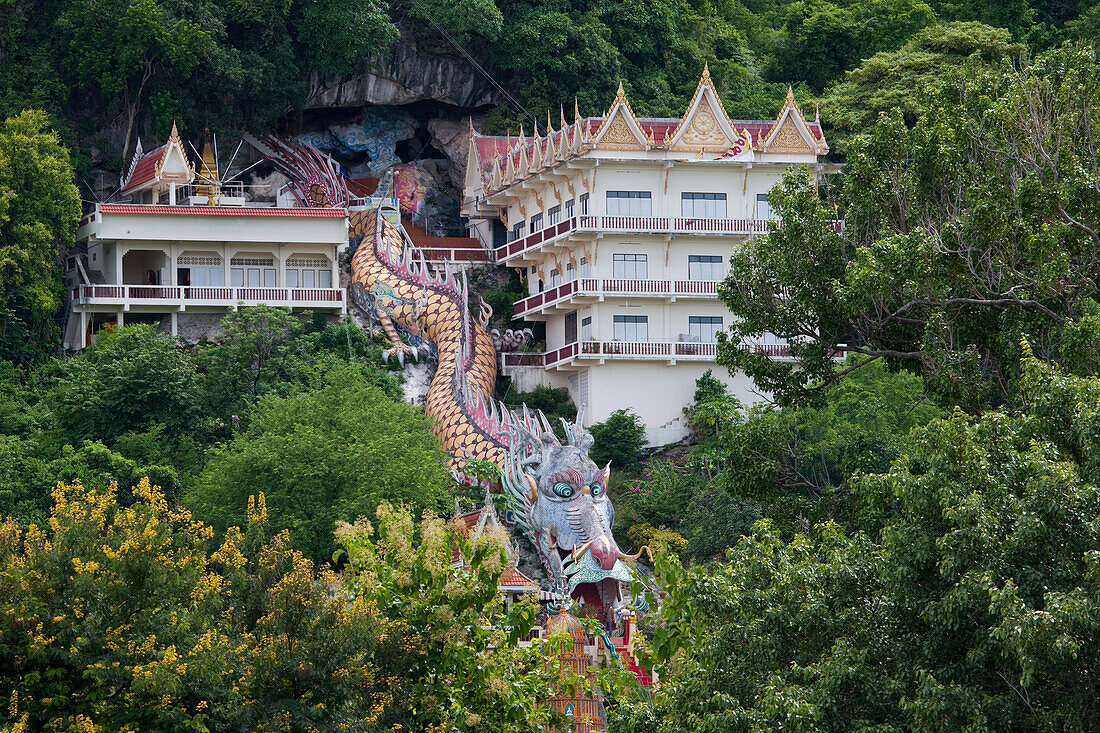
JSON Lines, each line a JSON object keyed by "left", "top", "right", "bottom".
{"left": 505, "top": 340, "right": 844, "bottom": 368}
{"left": 73, "top": 284, "right": 345, "bottom": 308}
{"left": 513, "top": 278, "right": 720, "bottom": 318}
{"left": 496, "top": 215, "right": 845, "bottom": 261}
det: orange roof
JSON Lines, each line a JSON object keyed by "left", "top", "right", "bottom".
{"left": 546, "top": 608, "right": 587, "bottom": 641}
{"left": 98, "top": 205, "right": 346, "bottom": 217}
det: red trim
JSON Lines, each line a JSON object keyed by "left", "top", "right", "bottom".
{"left": 98, "top": 204, "right": 346, "bottom": 218}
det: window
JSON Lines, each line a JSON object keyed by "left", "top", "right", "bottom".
{"left": 580, "top": 257, "right": 590, "bottom": 277}
{"left": 530, "top": 213, "right": 543, "bottom": 232}
{"left": 565, "top": 262, "right": 575, "bottom": 282}
{"left": 548, "top": 205, "right": 561, "bottom": 226}
{"left": 231, "top": 268, "right": 244, "bottom": 287}
{"left": 565, "top": 199, "right": 575, "bottom": 218}
{"left": 614, "top": 315, "right": 648, "bottom": 341}
{"left": 579, "top": 193, "right": 589, "bottom": 215}
{"left": 606, "top": 191, "right": 652, "bottom": 216}
{"left": 286, "top": 257, "right": 332, "bottom": 290}
{"left": 757, "top": 193, "right": 775, "bottom": 220}
{"left": 247, "top": 268, "right": 260, "bottom": 287}
{"left": 264, "top": 268, "right": 276, "bottom": 287}
{"left": 565, "top": 312, "right": 578, "bottom": 344}
{"left": 176, "top": 255, "right": 224, "bottom": 288}
{"left": 682, "top": 192, "right": 727, "bottom": 218}
{"left": 549, "top": 268, "right": 561, "bottom": 288}
{"left": 689, "top": 316, "right": 723, "bottom": 342}
{"left": 581, "top": 316, "right": 592, "bottom": 341}
{"left": 613, "top": 253, "right": 648, "bottom": 279}
{"left": 688, "top": 255, "right": 724, "bottom": 280}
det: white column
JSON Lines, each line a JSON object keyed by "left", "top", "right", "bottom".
{"left": 170, "top": 311, "right": 178, "bottom": 337}
{"left": 169, "top": 182, "right": 176, "bottom": 206}
{"left": 116, "top": 311, "right": 124, "bottom": 328}
{"left": 279, "top": 243, "right": 287, "bottom": 288}
{"left": 331, "top": 248, "right": 339, "bottom": 288}
{"left": 79, "top": 311, "right": 87, "bottom": 350}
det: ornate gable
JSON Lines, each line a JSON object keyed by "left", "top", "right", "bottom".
{"left": 591, "top": 83, "right": 648, "bottom": 151}
{"left": 667, "top": 64, "right": 742, "bottom": 153}
{"left": 760, "top": 88, "right": 823, "bottom": 155}
{"left": 156, "top": 122, "right": 194, "bottom": 182}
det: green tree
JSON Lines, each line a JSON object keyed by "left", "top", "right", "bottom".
{"left": 590, "top": 408, "right": 647, "bottom": 470}
{"left": 613, "top": 353, "right": 1100, "bottom": 732}
{"left": 337, "top": 502, "right": 568, "bottom": 731}
{"left": 0, "top": 111, "right": 80, "bottom": 366}
{"left": 190, "top": 364, "right": 450, "bottom": 564}
{"left": 823, "top": 21, "right": 1023, "bottom": 152}
{"left": 720, "top": 359, "right": 942, "bottom": 530}
{"left": 45, "top": 325, "right": 199, "bottom": 446}
{"left": 720, "top": 44, "right": 1100, "bottom": 410}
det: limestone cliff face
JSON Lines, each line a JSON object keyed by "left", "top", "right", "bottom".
{"left": 305, "top": 41, "right": 502, "bottom": 110}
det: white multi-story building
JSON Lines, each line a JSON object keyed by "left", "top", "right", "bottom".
{"left": 65, "top": 124, "right": 349, "bottom": 348}
{"left": 463, "top": 67, "right": 838, "bottom": 444}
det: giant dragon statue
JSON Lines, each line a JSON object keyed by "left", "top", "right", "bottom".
{"left": 250, "top": 136, "right": 645, "bottom": 610}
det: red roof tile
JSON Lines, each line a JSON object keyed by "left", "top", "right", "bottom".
{"left": 499, "top": 565, "right": 538, "bottom": 588}
{"left": 121, "top": 147, "right": 167, "bottom": 192}
{"left": 98, "top": 204, "right": 346, "bottom": 218}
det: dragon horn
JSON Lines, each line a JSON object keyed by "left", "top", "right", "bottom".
{"left": 571, "top": 541, "right": 594, "bottom": 563}
{"left": 618, "top": 545, "right": 653, "bottom": 562}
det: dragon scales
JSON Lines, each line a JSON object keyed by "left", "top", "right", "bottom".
{"left": 254, "top": 137, "right": 646, "bottom": 608}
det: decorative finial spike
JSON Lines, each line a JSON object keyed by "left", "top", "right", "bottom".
{"left": 702, "top": 61, "right": 711, "bottom": 81}
{"left": 786, "top": 86, "right": 796, "bottom": 106}
{"left": 560, "top": 103, "right": 567, "bottom": 130}
{"left": 615, "top": 82, "right": 627, "bottom": 104}
{"left": 468, "top": 116, "right": 476, "bottom": 137}
{"left": 574, "top": 96, "right": 581, "bottom": 123}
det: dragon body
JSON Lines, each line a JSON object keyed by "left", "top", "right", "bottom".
{"left": 256, "top": 137, "right": 643, "bottom": 611}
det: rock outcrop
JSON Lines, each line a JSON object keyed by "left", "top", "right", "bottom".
{"left": 305, "top": 41, "right": 502, "bottom": 110}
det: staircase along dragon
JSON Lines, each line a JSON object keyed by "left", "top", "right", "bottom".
{"left": 253, "top": 136, "right": 646, "bottom": 609}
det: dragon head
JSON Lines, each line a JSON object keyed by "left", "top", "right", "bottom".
{"left": 501, "top": 406, "right": 637, "bottom": 604}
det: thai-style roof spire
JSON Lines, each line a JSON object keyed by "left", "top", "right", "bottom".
{"left": 786, "top": 85, "right": 796, "bottom": 106}
{"left": 517, "top": 124, "right": 530, "bottom": 174}
{"left": 560, "top": 104, "right": 567, "bottom": 132}
{"left": 490, "top": 154, "right": 502, "bottom": 191}
{"left": 702, "top": 61, "right": 711, "bottom": 82}
{"left": 614, "top": 81, "right": 627, "bottom": 104}
{"left": 167, "top": 120, "right": 182, "bottom": 145}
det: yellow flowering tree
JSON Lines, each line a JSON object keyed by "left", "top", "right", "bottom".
{"left": 337, "top": 502, "right": 571, "bottom": 732}
{"left": 0, "top": 479, "right": 404, "bottom": 731}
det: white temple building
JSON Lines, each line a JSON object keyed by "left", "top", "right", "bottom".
{"left": 462, "top": 67, "right": 840, "bottom": 445}
{"left": 64, "top": 124, "right": 348, "bottom": 348}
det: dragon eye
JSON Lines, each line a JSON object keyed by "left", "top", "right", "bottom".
{"left": 590, "top": 483, "right": 603, "bottom": 497}
{"left": 553, "top": 482, "right": 575, "bottom": 498}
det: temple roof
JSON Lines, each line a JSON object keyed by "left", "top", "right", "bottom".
{"left": 546, "top": 608, "right": 587, "bottom": 641}
{"left": 467, "top": 69, "right": 828, "bottom": 196}
{"left": 120, "top": 122, "right": 195, "bottom": 194}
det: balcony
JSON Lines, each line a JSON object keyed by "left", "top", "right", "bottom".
{"left": 502, "top": 340, "right": 821, "bottom": 369}
{"left": 513, "top": 278, "right": 720, "bottom": 319}
{"left": 495, "top": 215, "right": 845, "bottom": 262}
{"left": 72, "top": 284, "right": 345, "bottom": 310}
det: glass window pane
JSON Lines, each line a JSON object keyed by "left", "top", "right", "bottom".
{"left": 191, "top": 268, "right": 205, "bottom": 287}
{"left": 210, "top": 267, "right": 224, "bottom": 286}
{"left": 287, "top": 269, "right": 299, "bottom": 288}
{"left": 231, "top": 268, "right": 244, "bottom": 287}
{"left": 303, "top": 269, "right": 316, "bottom": 288}
{"left": 320, "top": 270, "right": 332, "bottom": 289}
{"left": 247, "top": 268, "right": 260, "bottom": 287}
{"left": 264, "top": 268, "right": 276, "bottom": 287}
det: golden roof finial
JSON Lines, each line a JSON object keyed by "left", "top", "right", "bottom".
{"left": 786, "top": 86, "right": 796, "bottom": 107}
{"left": 547, "top": 109, "right": 554, "bottom": 135}
{"left": 574, "top": 96, "right": 581, "bottom": 123}
{"left": 615, "top": 82, "right": 627, "bottom": 104}
{"left": 560, "top": 104, "right": 567, "bottom": 131}
{"left": 701, "top": 62, "right": 711, "bottom": 83}
{"left": 167, "top": 120, "right": 181, "bottom": 145}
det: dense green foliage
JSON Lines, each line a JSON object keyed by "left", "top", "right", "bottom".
{"left": 611, "top": 355, "right": 1100, "bottom": 731}
{"left": 590, "top": 408, "right": 647, "bottom": 470}
{"left": 0, "top": 112, "right": 80, "bottom": 366}
{"left": 190, "top": 365, "right": 450, "bottom": 565}
{"left": 719, "top": 44, "right": 1100, "bottom": 411}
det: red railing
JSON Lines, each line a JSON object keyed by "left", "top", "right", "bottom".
{"left": 545, "top": 342, "right": 579, "bottom": 367}
{"left": 512, "top": 278, "right": 721, "bottom": 317}
{"left": 673, "top": 280, "right": 718, "bottom": 295}
{"left": 291, "top": 288, "right": 344, "bottom": 302}
{"left": 128, "top": 286, "right": 181, "bottom": 299}
{"left": 76, "top": 285, "right": 344, "bottom": 307}
{"left": 184, "top": 287, "right": 233, "bottom": 300}
{"left": 496, "top": 215, "right": 846, "bottom": 262}
{"left": 502, "top": 353, "right": 545, "bottom": 367}
{"left": 675, "top": 342, "right": 718, "bottom": 357}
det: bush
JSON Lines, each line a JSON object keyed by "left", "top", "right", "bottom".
{"left": 590, "top": 409, "right": 646, "bottom": 470}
